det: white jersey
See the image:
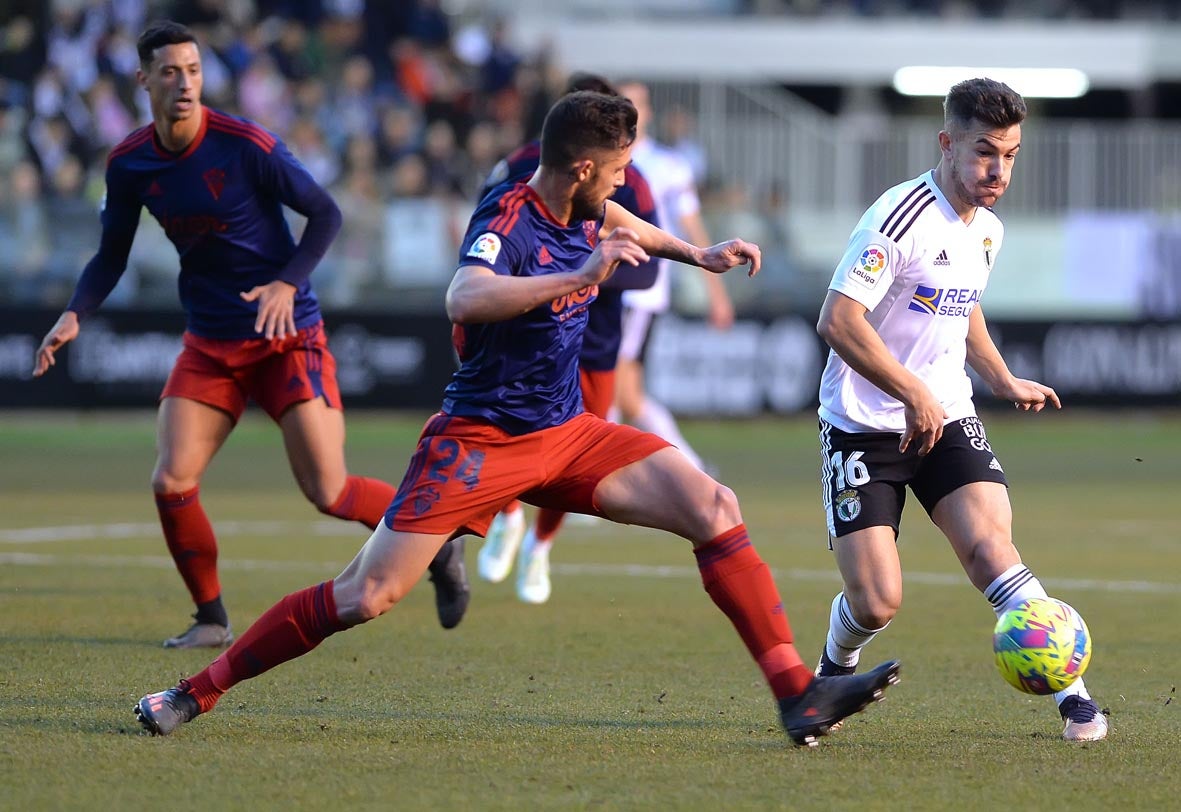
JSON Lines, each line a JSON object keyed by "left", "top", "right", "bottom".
{"left": 623, "top": 137, "right": 701, "bottom": 313}
{"left": 819, "top": 170, "right": 1003, "bottom": 433}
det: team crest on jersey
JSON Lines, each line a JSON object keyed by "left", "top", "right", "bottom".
{"left": 582, "top": 220, "right": 600, "bottom": 248}
{"left": 835, "top": 489, "right": 862, "bottom": 522}
{"left": 467, "top": 232, "right": 502, "bottom": 264}
{"left": 983, "top": 237, "right": 993, "bottom": 270}
{"left": 203, "top": 167, "right": 226, "bottom": 201}
{"left": 849, "top": 245, "right": 888, "bottom": 289}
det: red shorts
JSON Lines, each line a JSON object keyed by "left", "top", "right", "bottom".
{"left": 579, "top": 367, "right": 615, "bottom": 418}
{"left": 160, "top": 321, "right": 341, "bottom": 422}
{"left": 385, "top": 411, "right": 670, "bottom": 537}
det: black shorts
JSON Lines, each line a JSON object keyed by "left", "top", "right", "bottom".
{"left": 818, "top": 416, "right": 1008, "bottom": 541}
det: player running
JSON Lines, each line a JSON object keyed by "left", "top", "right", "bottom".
{"left": 475, "top": 72, "right": 660, "bottom": 604}
{"left": 811, "top": 77, "right": 1106, "bottom": 742}
{"left": 134, "top": 90, "right": 900, "bottom": 746}
{"left": 32, "top": 21, "right": 469, "bottom": 646}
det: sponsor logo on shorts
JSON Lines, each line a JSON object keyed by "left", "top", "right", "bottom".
{"left": 848, "top": 245, "right": 888, "bottom": 289}
{"left": 466, "top": 232, "right": 502, "bottom": 264}
{"left": 835, "top": 488, "right": 862, "bottom": 522}
{"left": 959, "top": 416, "right": 993, "bottom": 452}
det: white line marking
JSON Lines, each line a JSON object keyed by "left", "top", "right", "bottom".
{"left": 1, "top": 523, "right": 1177, "bottom": 594}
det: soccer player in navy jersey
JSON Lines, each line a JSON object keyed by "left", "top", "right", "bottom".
{"left": 31, "top": 20, "right": 469, "bottom": 646}
{"left": 134, "top": 90, "right": 900, "bottom": 746}
{"left": 474, "top": 72, "right": 662, "bottom": 604}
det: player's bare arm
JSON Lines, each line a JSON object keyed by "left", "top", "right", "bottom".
{"left": 446, "top": 230, "right": 648, "bottom": 324}
{"left": 965, "top": 306, "right": 1060, "bottom": 412}
{"left": 32, "top": 311, "right": 81, "bottom": 378}
{"left": 817, "top": 290, "right": 947, "bottom": 454}
{"left": 603, "top": 200, "right": 761, "bottom": 276}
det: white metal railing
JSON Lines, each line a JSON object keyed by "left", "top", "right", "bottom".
{"left": 647, "top": 81, "right": 1181, "bottom": 214}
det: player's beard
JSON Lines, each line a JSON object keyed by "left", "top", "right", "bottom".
{"left": 570, "top": 185, "right": 605, "bottom": 223}
{"left": 951, "top": 159, "right": 1004, "bottom": 208}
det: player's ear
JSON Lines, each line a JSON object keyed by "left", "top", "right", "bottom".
{"left": 569, "top": 159, "right": 593, "bottom": 183}
{"left": 135, "top": 68, "right": 149, "bottom": 91}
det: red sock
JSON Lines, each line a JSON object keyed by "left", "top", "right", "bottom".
{"left": 694, "top": 525, "right": 812, "bottom": 699}
{"left": 155, "top": 486, "right": 220, "bottom": 605}
{"left": 321, "top": 475, "right": 397, "bottom": 530}
{"left": 534, "top": 508, "right": 565, "bottom": 541}
{"left": 185, "top": 580, "right": 350, "bottom": 713}
{"left": 503, "top": 498, "right": 523, "bottom": 514}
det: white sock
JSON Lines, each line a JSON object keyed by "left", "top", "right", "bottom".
{"left": 984, "top": 564, "right": 1092, "bottom": 705}
{"left": 634, "top": 399, "right": 704, "bottom": 470}
{"left": 825, "top": 592, "right": 889, "bottom": 668}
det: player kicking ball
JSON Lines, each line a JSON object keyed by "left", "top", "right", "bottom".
{"left": 135, "top": 90, "right": 899, "bottom": 746}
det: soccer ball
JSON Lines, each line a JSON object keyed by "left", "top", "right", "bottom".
{"left": 993, "top": 597, "right": 1092, "bottom": 695}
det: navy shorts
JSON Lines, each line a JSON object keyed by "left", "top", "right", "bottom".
{"left": 818, "top": 416, "right": 1008, "bottom": 541}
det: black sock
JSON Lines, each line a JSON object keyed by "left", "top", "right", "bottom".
{"left": 194, "top": 596, "right": 228, "bottom": 627}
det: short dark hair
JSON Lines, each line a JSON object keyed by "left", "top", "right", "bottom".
{"left": 564, "top": 72, "right": 616, "bottom": 97}
{"left": 539, "top": 91, "right": 636, "bottom": 168}
{"left": 137, "top": 20, "right": 198, "bottom": 65}
{"left": 943, "top": 78, "right": 1027, "bottom": 131}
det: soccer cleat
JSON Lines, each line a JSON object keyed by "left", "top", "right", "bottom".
{"left": 427, "top": 537, "right": 470, "bottom": 630}
{"left": 135, "top": 680, "right": 200, "bottom": 736}
{"left": 163, "top": 620, "right": 234, "bottom": 649}
{"left": 1059, "top": 695, "right": 1109, "bottom": 742}
{"left": 779, "top": 659, "right": 901, "bottom": 747}
{"left": 515, "top": 532, "right": 551, "bottom": 605}
{"left": 477, "top": 506, "right": 526, "bottom": 583}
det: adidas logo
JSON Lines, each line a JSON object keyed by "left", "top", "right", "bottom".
{"left": 989, "top": 457, "right": 1004, "bottom": 472}
{"left": 538, "top": 245, "right": 553, "bottom": 265}
{"left": 146, "top": 180, "right": 164, "bottom": 196}
{"left": 933, "top": 249, "right": 951, "bottom": 266}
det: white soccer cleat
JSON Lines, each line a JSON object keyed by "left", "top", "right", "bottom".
{"left": 477, "top": 506, "right": 526, "bottom": 583}
{"left": 1059, "top": 696, "right": 1109, "bottom": 742}
{"left": 516, "top": 531, "right": 552, "bottom": 604}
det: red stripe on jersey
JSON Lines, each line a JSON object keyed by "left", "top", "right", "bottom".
{"left": 106, "top": 126, "right": 153, "bottom": 166}
{"left": 489, "top": 186, "right": 529, "bottom": 234}
{"left": 207, "top": 111, "right": 276, "bottom": 153}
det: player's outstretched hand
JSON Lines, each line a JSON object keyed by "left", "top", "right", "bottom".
{"left": 996, "top": 377, "right": 1062, "bottom": 413}
{"left": 241, "top": 280, "right": 298, "bottom": 340}
{"left": 581, "top": 227, "right": 650, "bottom": 287}
{"left": 700, "top": 239, "right": 761, "bottom": 277}
{"left": 32, "top": 311, "right": 80, "bottom": 378}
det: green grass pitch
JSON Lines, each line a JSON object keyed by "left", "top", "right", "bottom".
{"left": 1, "top": 410, "right": 1178, "bottom": 810}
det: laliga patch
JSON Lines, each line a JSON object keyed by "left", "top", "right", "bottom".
{"left": 466, "top": 232, "right": 502, "bottom": 264}
{"left": 848, "top": 245, "right": 888, "bottom": 289}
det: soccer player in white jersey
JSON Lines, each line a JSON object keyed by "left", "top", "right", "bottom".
{"left": 614, "top": 81, "right": 734, "bottom": 471}
{"left": 812, "top": 78, "right": 1107, "bottom": 742}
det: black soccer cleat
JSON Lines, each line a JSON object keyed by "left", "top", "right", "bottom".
{"left": 779, "top": 659, "right": 901, "bottom": 747}
{"left": 428, "top": 537, "right": 471, "bottom": 630}
{"left": 135, "top": 680, "right": 200, "bottom": 736}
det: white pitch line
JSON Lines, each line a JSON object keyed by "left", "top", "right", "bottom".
{"left": 0, "top": 522, "right": 1178, "bottom": 595}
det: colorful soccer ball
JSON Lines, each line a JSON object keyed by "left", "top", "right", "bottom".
{"left": 993, "top": 597, "right": 1092, "bottom": 695}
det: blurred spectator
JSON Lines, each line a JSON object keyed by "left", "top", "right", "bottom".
{"left": 420, "top": 117, "right": 464, "bottom": 196}
{"left": 326, "top": 53, "right": 379, "bottom": 150}
{"left": 85, "top": 75, "right": 136, "bottom": 152}
{"left": 269, "top": 18, "right": 317, "bottom": 82}
{"left": 42, "top": 153, "right": 103, "bottom": 303}
{"left": 288, "top": 115, "right": 340, "bottom": 187}
{"left": 376, "top": 103, "right": 421, "bottom": 167}
{"left": 0, "top": 16, "right": 43, "bottom": 92}
{"left": 661, "top": 103, "right": 708, "bottom": 183}
{"left": 45, "top": 3, "right": 105, "bottom": 95}
{"left": 0, "top": 160, "right": 50, "bottom": 303}
{"left": 238, "top": 53, "right": 295, "bottom": 133}
{"left": 26, "top": 114, "right": 86, "bottom": 179}
{"left": 0, "top": 100, "right": 29, "bottom": 170}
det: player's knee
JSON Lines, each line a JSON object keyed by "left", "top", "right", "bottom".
{"left": 846, "top": 588, "right": 901, "bottom": 629}
{"left": 697, "top": 481, "right": 742, "bottom": 535}
{"left": 151, "top": 468, "right": 198, "bottom": 495}
{"left": 307, "top": 477, "right": 346, "bottom": 515}
{"left": 352, "top": 583, "right": 405, "bottom": 622}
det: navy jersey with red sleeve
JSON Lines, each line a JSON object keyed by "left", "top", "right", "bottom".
{"left": 480, "top": 142, "right": 660, "bottom": 372}
{"left": 66, "top": 107, "right": 341, "bottom": 339}
{"left": 443, "top": 182, "right": 602, "bottom": 435}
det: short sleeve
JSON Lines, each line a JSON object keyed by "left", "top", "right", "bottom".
{"left": 828, "top": 228, "right": 905, "bottom": 312}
